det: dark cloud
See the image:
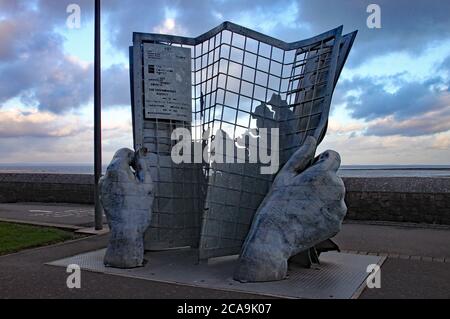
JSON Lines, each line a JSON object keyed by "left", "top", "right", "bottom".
{"left": 0, "top": 0, "right": 138, "bottom": 112}
{"left": 297, "top": 0, "right": 450, "bottom": 66}
{"left": 0, "top": 1, "right": 95, "bottom": 113}
{"left": 365, "top": 105, "right": 450, "bottom": 137}
{"left": 337, "top": 70, "right": 450, "bottom": 137}
{"left": 342, "top": 76, "right": 449, "bottom": 121}
{"left": 102, "top": 64, "right": 131, "bottom": 108}
{"left": 0, "top": 31, "right": 94, "bottom": 113}
{"left": 102, "top": 0, "right": 301, "bottom": 53}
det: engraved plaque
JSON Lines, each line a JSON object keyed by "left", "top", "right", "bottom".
{"left": 143, "top": 43, "right": 192, "bottom": 122}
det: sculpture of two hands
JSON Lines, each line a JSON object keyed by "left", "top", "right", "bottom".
{"left": 100, "top": 136, "right": 346, "bottom": 282}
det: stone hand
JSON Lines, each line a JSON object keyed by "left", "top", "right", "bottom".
{"left": 99, "top": 147, "right": 154, "bottom": 268}
{"left": 234, "top": 136, "right": 347, "bottom": 282}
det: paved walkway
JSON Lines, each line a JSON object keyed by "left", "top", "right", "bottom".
{"left": 335, "top": 222, "right": 450, "bottom": 299}
{"left": 0, "top": 202, "right": 449, "bottom": 298}
{"left": 335, "top": 222, "right": 450, "bottom": 261}
{"left": 0, "top": 234, "right": 264, "bottom": 299}
{"left": 0, "top": 202, "right": 100, "bottom": 229}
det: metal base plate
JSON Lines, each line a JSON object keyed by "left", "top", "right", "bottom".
{"left": 47, "top": 249, "right": 385, "bottom": 299}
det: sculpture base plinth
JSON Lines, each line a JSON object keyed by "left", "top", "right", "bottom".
{"left": 47, "top": 249, "right": 385, "bottom": 299}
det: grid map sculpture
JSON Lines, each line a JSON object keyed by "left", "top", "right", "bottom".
{"left": 130, "top": 22, "right": 356, "bottom": 260}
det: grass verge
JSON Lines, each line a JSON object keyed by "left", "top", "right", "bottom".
{"left": 0, "top": 222, "right": 77, "bottom": 255}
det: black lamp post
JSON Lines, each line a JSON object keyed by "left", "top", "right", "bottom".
{"left": 94, "top": 0, "right": 103, "bottom": 230}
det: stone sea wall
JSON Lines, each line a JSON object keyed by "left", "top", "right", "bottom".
{"left": 344, "top": 177, "right": 450, "bottom": 225}
{"left": 0, "top": 173, "right": 94, "bottom": 204}
{"left": 0, "top": 173, "right": 449, "bottom": 225}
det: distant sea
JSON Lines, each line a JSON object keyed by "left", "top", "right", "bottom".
{"left": 0, "top": 163, "right": 449, "bottom": 177}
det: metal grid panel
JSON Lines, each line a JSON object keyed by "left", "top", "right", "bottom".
{"left": 132, "top": 41, "right": 204, "bottom": 250}
{"left": 143, "top": 154, "right": 204, "bottom": 250}
{"left": 131, "top": 22, "right": 356, "bottom": 256}
{"left": 193, "top": 25, "right": 342, "bottom": 259}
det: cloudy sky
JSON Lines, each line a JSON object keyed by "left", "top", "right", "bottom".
{"left": 1, "top": 0, "right": 449, "bottom": 165}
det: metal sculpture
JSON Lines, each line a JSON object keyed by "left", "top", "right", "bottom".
{"left": 92, "top": 22, "right": 359, "bottom": 276}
